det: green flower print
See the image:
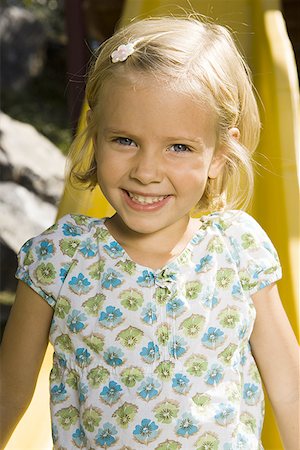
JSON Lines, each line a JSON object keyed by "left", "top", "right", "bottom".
{"left": 154, "top": 360, "right": 175, "bottom": 381}
{"left": 241, "top": 233, "right": 257, "bottom": 249}
{"left": 195, "top": 432, "right": 219, "bottom": 450}
{"left": 82, "top": 293, "right": 105, "bottom": 316}
{"left": 155, "top": 440, "right": 182, "bottom": 450}
{"left": 264, "top": 265, "right": 278, "bottom": 274}
{"left": 24, "top": 249, "right": 34, "bottom": 266}
{"left": 179, "top": 314, "right": 205, "bottom": 338}
{"left": 217, "top": 343, "right": 238, "bottom": 365}
{"left": 238, "top": 269, "right": 258, "bottom": 291}
{"left": 216, "top": 268, "right": 235, "bottom": 289}
{"left": 218, "top": 307, "right": 240, "bottom": 328}
{"left": 155, "top": 287, "right": 171, "bottom": 305}
{"left": 120, "top": 367, "right": 144, "bottom": 387}
{"left": 249, "top": 362, "right": 261, "bottom": 383}
{"left": 65, "top": 370, "right": 79, "bottom": 389}
{"left": 83, "top": 334, "right": 104, "bottom": 354}
{"left": 192, "top": 393, "right": 211, "bottom": 410}
{"left": 177, "top": 248, "right": 192, "bottom": 266}
{"left": 42, "top": 222, "right": 59, "bottom": 235}
{"left": 50, "top": 363, "right": 61, "bottom": 383}
{"left": 156, "top": 323, "right": 170, "bottom": 346}
{"left": 82, "top": 407, "right": 102, "bottom": 432}
{"left": 56, "top": 296, "right": 71, "bottom": 319}
{"left": 93, "top": 226, "right": 110, "bottom": 242}
{"left": 55, "top": 406, "right": 79, "bottom": 430}
{"left": 154, "top": 400, "right": 179, "bottom": 424}
{"left": 116, "top": 259, "right": 137, "bottom": 275}
{"left": 226, "top": 382, "right": 241, "bottom": 403}
{"left": 119, "top": 289, "right": 144, "bottom": 311}
{"left": 55, "top": 334, "right": 74, "bottom": 353}
{"left": 207, "top": 236, "right": 224, "bottom": 254}
{"left": 240, "top": 412, "right": 256, "bottom": 433}
{"left": 184, "top": 354, "right": 208, "bottom": 377}
{"left": 87, "top": 259, "right": 105, "bottom": 280}
{"left": 184, "top": 280, "right": 202, "bottom": 300}
{"left": 72, "top": 215, "right": 89, "bottom": 226}
{"left": 116, "top": 326, "right": 144, "bottom": 348}
{"left": 59, "top": 238, "right": 80, "bottom": 257}
{"left": 112, "top": 402, "right": 138, "bottom": 428}
{"left": 34, "top": 262, "right": 56, "bottom": 285}
{"left": 87, "top": 366, "right": 109, "bottom": 388}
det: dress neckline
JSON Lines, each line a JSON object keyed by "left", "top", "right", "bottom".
{"left": 100, "top": 215, "right": 211, "bottom": 273}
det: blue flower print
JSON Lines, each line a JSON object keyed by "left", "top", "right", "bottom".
{"left": 195, "top": 254, "right": 213, "bottom": 273}
{"left": 95, "top": 422, "right": 117, "bottom": 447}
{"left": 72, "top": 426, "right": 87, "bottom": 447}
{"left": 214, "top": 403, "right": 236, "bottom": 426}
{"left": 137, "top": 376, "right": 161, "bottom": 400}
{"left": 243, "top": 383, "right": 260, "bottom": 405}
{"left": 59, "top": 263, "right": 72, "bottom": 282}
{"left": 175, "top": 412, "right": 199, "bottom": 436}
{"left": 141, "top": 302, "right": 157, "bottom": 324}
{"left": 133, "top": 418, "right": 159, "bottom": 443}
{"left": 35, "top": 240, "right": 54, "bottom": 260}
{"left": 104, "top": 346, "right": 124, "bottom": 367}
{"left": 168, "top": 335, "right": 187, "bottom": 359}
{"left": 140, "top": 341, "right": 160, "bottom": 363}
{"left": 137, "top": 270, "right": 155, "bottom": 288}
{"left": 100, "top": 380, "right": 123, "bottom": 404}
{"left": 75, "top": 348, "right": 92, "bottom": 368}
{"left": 166, "top": 298, "right": 186, "bottom": 317}
{"left": 102, "top": 268, "right": 123, "bottom": 290}
{"left": 99, "top": 306, "right": 123, "bottom": 328}
{"left": 79, "top": 238, "right": 97, "bottom": 258}
{"left": 67, "top": 309, "right": 87, "bottom": 333}
{"left": 103, "top": 241, "right": 124, "bottom": 259}
{"left": 232, "top": 282, "right": 243, "bottom": 299}
{"left": 201, "top": 288, "right": 220, "bottom": 309}
{"left": 22, "top": 239, "right": 33, "bottom": 254}
{"left": 69, "top": 273, "right": 91, "bottom": 295}
{"left": 62, "top": 223, "right": 82, "bottom": 237}
{"left": 51, "top": 383, "right": 67, "bottom": 403}
{"left": 238, "top": 321, "right": 249, "bottom": 340}
{"left": 205, "top": 364, "right": 224, "bottom": 385}
{"left": 78, "top": 382, "right": 88, "bottom": 403}
{"left": 202, "top": 327, "right": 225, "bottom": 349}
{"left": 235, "top": 433, "right": 252, "bottom": 449}
{"left": 172, "top": 373, "right": 190, "bottom": 394}
{"left": 52, "top": 424, "right": 58, "bottom": 444}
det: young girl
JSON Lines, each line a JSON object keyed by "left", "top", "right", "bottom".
{"left": 0, "top": 16, "right": 298, "bottom": 450}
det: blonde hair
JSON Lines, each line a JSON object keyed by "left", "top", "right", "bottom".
{"left": 67, "top": 15, "right": 260, "bottom": 211}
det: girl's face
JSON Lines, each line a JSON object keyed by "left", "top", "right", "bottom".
{"left": 94, "top": 75, "right": 225, "bottom": 237}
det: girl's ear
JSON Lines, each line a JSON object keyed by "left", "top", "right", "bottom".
{"left": 208, "top": 127, "right": 240, "bottom": 179}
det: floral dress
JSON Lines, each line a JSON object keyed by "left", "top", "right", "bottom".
{"left": 16, "top": 210, "right": 282, "bottom": 450}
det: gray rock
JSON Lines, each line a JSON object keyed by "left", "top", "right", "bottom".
{"left": 0, "top": 112, "right": 65, "bottom": 204}
{"left": 0, "top": 182, "right": 57, "bottom": 292}
{"left": 0, "top": 6, "right": 46, "bottom": 90}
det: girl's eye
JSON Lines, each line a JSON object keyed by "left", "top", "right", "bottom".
{"left": 115, "top": 137, "right": 136, "bottom": 146}
{"left": 170, "top": 144, "right": 191, "bottom": 153}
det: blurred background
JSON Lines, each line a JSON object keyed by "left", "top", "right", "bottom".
{"left": 0, "top": 0, "right": 299, "bottom": 448}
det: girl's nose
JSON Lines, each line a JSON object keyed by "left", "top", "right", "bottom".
{"left": 129, "top": 149, "right": 163, "bottom": 184}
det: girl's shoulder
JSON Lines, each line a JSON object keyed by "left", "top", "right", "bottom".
{"left": 200, "top": 209, "right": 270, "bottom": 239}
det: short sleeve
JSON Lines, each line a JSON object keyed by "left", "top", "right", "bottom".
{"left": 219, "top": 210, "right": 282, "bottom": 296}
{"left": 15, "top": 214, "right": 84, "bottom": 308}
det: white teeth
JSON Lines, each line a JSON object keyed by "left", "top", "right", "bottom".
{"left": 127, "top": 191, "right": 167, "bottom": 204}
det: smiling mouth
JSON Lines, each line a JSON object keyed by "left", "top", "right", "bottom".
{"left": 125, "top": 190, "right": 169, "bottom": 205}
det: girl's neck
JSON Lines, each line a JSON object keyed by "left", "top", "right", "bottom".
{"left": 104, "top": 214, "right": 200, "bottom": 270}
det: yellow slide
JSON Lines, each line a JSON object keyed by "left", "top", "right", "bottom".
{"left": 6, "top": 0, "right": 298, "bottom": 448}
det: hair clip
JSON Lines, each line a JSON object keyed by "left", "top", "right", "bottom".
{"left": 111, "top": 43, "right": 135, "bottom": 63}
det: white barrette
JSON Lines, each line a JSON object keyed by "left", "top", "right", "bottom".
{"left": 111, "top": 43, "right": 135, "bottom": 63}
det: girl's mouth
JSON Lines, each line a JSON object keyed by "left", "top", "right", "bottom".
{"left": 122, "top": 190, "right": 171, "bottom": 210}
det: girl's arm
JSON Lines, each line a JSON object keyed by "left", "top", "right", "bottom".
{"left": 0, "top": 281, "right": 53, "bottom": 449}
{"left": 250, "top": 283, "right": 299, "bottom": 449}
